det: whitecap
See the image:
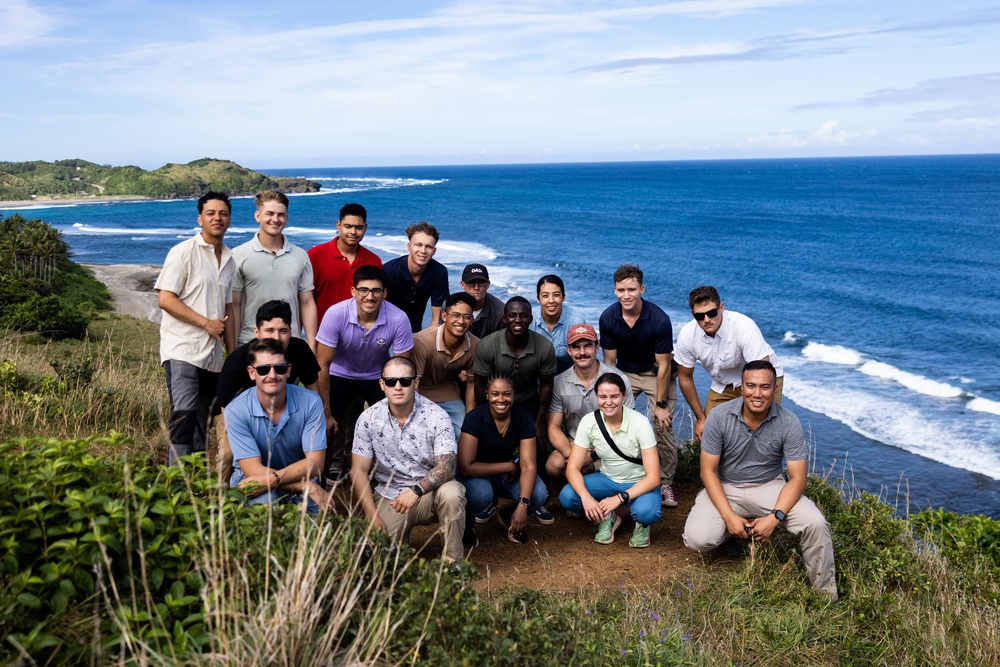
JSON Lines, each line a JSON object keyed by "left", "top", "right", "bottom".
{"left": 859, "top": 361, "right": 964, "bottom": 399}
{"left": 801, "top": 342, "right": 864, "bottom": 365}
{"left": 968, "top": 397, "right": 1000, "bottom": 416}
{"left": 783, "top": 331, "right": 807, "bottom": 345}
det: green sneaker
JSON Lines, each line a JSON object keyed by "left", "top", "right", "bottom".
{"left": 629, "top": 523, "right": 651, "bottom": 548}
{"left": 594, "top": 513, "right": 622, "bottom": 544}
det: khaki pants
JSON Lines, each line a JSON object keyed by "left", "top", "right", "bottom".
{"left": 214, "top": 413, "right": 232, "bottom": 478}
{"left": 376, "top": 480, "right": 467, "bottom": 564}
{"left": 682, "top": 476, "right": 837, "bottom": 598}
{"left": 623, "top": 368, "right": 678, "bottom": 486}
{"left": 705, "top": 376, "right": 784, "bottom": 416}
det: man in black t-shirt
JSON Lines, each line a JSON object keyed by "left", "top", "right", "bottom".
{"left": 384, "top": 221, "right": 450, "bottom": 332}
{"left": 213, "top": 300, "right": 321, "bottom": 475}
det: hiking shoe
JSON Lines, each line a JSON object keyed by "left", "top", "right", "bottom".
{"left": 475, "top": 500, "right": 498, "bottom": 524}
{"left": 498, "top": 505, "right": 529, "bottom": 544}
{"left": 532, "top": 505, "right": 555, "bottom": 525}
{"left": 629, "top": 523, "right": 651, "bottom": 548}
{"left": 462, "top": 524, "right": 479, "bottom": 549}
{"left": 594, "top": 513, "right": 622, "bottom": 544}
{"left": 660, "top": 484, "right": 678, "bottom": 508}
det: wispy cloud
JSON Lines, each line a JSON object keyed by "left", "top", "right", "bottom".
{"left": 743, "top": 120, "right": 876, "bottom": 148}
{"left": 0, "top": 0, "right": 55, "bottom": 49}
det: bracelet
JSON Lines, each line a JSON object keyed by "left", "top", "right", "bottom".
{"left": 272, "top": 471, "right": 280, "bottom": 486}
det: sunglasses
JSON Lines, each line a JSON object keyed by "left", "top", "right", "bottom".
{"left": 692, "top": 308, "right": 719, "bottom": 321}
{"left": 254, "top": 363, "right": 289, "bottom": 376}
{"left": 382, "top": 376, "right": 415, "bottom": 387}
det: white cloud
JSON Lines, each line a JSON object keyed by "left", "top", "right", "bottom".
{"left": 0, "top": 0, "right": 55, "bottom": 49}
{"left": 743, "top": 121, "right": 876, "bottom": 148}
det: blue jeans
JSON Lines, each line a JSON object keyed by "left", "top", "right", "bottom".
{"left": 559, "top": 472, "right": 661, "bottom": 527}
{"left": 437, "top": 399, "right": 466, "bottom": 443}
{"left": 458, "top": 472, "right": 548, "bottom": 526}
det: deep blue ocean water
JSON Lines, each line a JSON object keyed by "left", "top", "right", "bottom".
{"left": 5, "top": 155, "right": 999, "bottom": 516}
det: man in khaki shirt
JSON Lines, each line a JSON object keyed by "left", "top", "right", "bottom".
{"left": 155, "top": 191, "right": 236, "bottom": 465}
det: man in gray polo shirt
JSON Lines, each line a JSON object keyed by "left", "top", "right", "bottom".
{"left": 682, "top": 360, "right": 837, "bottom": 598}
{"left": 545, "top": 324, "right": 634, "bottom": 484}
{"left": 231, "top": 190, "right": 319, "bottom": 351}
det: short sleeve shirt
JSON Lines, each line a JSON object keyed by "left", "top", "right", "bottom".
{"left": 574, "top": 407, "right": 656, "bottom": 484}
{"left": 701, "top": 398, "right": 806, "bottom": 484}
{"left": 224, "top": 384, "right": 327, "bottom": 483}
{"left": 215, "top": 337, "right": 321, "bottom": 410}
{"left": 316, "top": 299, "right": 414, "bottom": 380}
{"left": 411, "top": 324, "right": 479, "bottom": 403}
{"left": 674, "top": 310, "right": 782, "bottom": 393}
{"left": 308, "top": 239, "right": 382, "bottom": 321}
{"left": 384, "top": 256, "right": 450, "bottom": 332}
{"left": 460, "top": 404, "right": 536, "bottom": 464}
{"left": 529, "top": 304, "right": 585, "bottom": 373}
{"left": 598, "top": 299, "right": 674, "bottom": 374}
{"left": 472, "top": 330, "right": 557, "bottom": 405}
{"left": 352, "top": 394, "right": 457, "bottom": 499}
{"left": 155, "top": 233, "right": 234, "bottom": 371}
{"left": 549, "top": 362, "right": 636, "bottom": 440}
{"left": 232, "top": 234, "right": 314, "bottom": 344}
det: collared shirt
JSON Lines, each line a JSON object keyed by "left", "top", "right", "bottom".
{"left": 460, "top": 403, "right": 535, "bottom": 464}
{"left": 599, "top": 298, "right": 674, "bottom": 374}
{"left": 155, "top": 233, "right": 234, "bottom": 371}
{"left": 215, "top": 337, "right": 321, "bottom": 410}
{"left": 469, "top": 293, "right": 506, "bottom": 339}
{"left": 232, "top": 234, "right": 314, "bottom": 344}
{"left": 352, "top": 394, "right": 456, "bottom": 499}
{"left": 549, "top": 362, "right": 636, "bottom": 439}
{"left": 674, "top": 310, "right": 782, "bottom": 393}
{"left": 472, "top": 330, "right": 557, "bottom": 405}
{"left": 384, "top": 256, "right": 450, "bottom": 332}
{"left": 411, "top": 324, "right": 480, "bottom": 403}
{"left": 316, "top": 299, "right": 414, "bottom": 380}
{"left": 225, "top": 384, "right": 327, "bottom": 484}
{"left": 530, "top": 304, "right": 585, "bottom": 373}
{"left": 574, "top": 406, "right": 656, "bottom": 484}
{"left": 701, "top": 398, "right": 806, "bottom": 484}
{"left": 307, "top": 238, "right": 382, "bottom": 320}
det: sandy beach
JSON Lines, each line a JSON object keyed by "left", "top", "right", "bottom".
{"left": 1, "top": 195, "right": 156, "bottom": 209}
{"left": 84, "top": 263, "right": 162, "bottom": 322}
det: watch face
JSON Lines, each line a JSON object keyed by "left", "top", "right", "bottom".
{"left": 774, "top": 510, "right": 786, "bottom": 521}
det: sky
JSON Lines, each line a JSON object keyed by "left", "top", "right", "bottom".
{"left": 2, "top": 0, "right": 999, "bottom": 168}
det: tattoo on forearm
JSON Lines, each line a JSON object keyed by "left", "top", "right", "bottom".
{"left": 419, "top": 454, "right": 457, "bottom": 492}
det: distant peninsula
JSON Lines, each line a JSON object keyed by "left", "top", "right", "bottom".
{"left": 0, "top": 158, "right": 322, "bottom": 202}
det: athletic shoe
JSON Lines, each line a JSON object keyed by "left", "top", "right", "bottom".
{"left": 462, "top": 524, "right": 479, "bottom": 549}
{"left": 660, "top": 484, "right": 678, "bottom": 508}
{"left": 475, "top": 500, "right": 498, "bottom": 524}
{"left": 532, "top": 505, "right": 555, "bottom": 525}
{"left": 594, "top": 513, "right": 622, "bottom": 544}
{"left": 629, "top": 523, "right": 651, "bottom": 548}
{"left": 497, "top": 505, "right": 529, "bottom": 545}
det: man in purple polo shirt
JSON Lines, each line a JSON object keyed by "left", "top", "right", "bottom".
{"left": 316, "top": 265, "right": 414, "bottom": 479}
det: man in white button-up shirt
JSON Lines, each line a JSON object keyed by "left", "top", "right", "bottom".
{"left": 675, "top": 286, "right": 783, "bottom": 443}
{"left": 155, "top": 191, "right": 236, "bottom": 465}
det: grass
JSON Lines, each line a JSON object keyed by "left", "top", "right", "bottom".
{"left": 2, "top": 313, "right": 1000, "bottom": 665}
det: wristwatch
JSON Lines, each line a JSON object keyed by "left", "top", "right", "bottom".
{"left": 519, "top": 496, "right": 530, "bottom": 506}
{"left": 772, "top": 508, "right": 786, "bottom": 521}
{"left": 411, "top": 484, "right": 425, "bottom": 497}
{"left": 655, "top": 400, "right": 669, "bottom": 409}
{"left": 618, "top": 491, "right": 630, "bottom": 503}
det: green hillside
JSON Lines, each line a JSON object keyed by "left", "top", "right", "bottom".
{"left": 0, "top": 158, "right": 321, "bottom": 201}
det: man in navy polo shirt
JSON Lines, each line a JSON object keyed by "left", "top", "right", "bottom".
{"left": 384, "top": 221, "right": 450, "bottom": 332}
{"left": 316, "top": 265, "right": 414, "bottom": 479}
{"left": 599, "top": 264, "right": 680, "bottom": 508}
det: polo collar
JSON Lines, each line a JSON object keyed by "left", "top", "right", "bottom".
{"left": 499, "top": 330, "right": 537, "bottom": 357}
{"left": 250, "top": 232, "right": 290, "bottom": 256}
{"left": 348, "top": 301, "right": 388, "bottom": 328}
{"left": 249, "top": 385, "right": 299, "bottom": 419}
{"left": 435, "top": 324, "right": 470, "bottom": 353}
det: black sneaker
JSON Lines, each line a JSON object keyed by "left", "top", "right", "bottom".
{"left": 463, "top": 524, "right": 479, "bottom": 548}
{"left": 497, "top": 505, "right": 529, "bottom": 544}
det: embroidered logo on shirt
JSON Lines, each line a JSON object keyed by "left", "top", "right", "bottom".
{"left": 377, "top": 337, "right": 387, "bottom": 346}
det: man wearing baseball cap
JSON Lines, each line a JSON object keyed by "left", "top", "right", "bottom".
{"left": 461, "top": 263, "right": 506, "bottom": 339}
{"left": 545, "top": 324, "right": 635, "bottom": 486}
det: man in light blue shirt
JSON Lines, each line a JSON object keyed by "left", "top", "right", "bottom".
{"left": 226, "top": 338, "right": 335, "bottom": 513}
{"left": 530, "top": 274, "right": 585, "bottom": 374}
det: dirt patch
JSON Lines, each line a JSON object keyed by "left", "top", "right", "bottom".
{"left": 83, "top": 263, "right": 162, "bottom": 322}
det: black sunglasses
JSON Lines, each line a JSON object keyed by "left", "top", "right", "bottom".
{"left": 692, "top": 308, "right": 719, "bottom": 321}
{"left": 254, "top": 363, "right": 289, "bottom": 376}
{"left": 382, "top": 376, "right": 415, "bottom": 387}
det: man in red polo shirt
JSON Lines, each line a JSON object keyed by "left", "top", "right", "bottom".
{"left": 308, "top": 203, "right": 383, "bottom": 320}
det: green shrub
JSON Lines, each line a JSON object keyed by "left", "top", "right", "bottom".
{"left": 1, "top": 294, "right": 88, "bottom": 339}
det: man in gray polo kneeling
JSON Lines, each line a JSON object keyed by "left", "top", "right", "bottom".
{"left": 682, "top": 360, "right": 837, "bottom": 599}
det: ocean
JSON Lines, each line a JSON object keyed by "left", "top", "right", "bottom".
{"left": 5, "top": 155, "right": 999, "bottom": 517}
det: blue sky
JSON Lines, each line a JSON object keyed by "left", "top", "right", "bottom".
{"left": 3, "top": 0, "right": 999, "bottom": 167}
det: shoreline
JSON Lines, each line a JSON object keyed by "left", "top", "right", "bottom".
{"left": 84, "top": 263, "right": 162, "bottom": 322}
{"left": 1, "top": 195, "right": 156, "bottom": 209}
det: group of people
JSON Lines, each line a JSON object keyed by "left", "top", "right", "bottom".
{"left": 154, "top": 190, "right": 837, "bottom": 598}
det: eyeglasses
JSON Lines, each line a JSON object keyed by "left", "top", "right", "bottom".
{"left": 692, "top": 308, "right": 719, "bottom": 321}
{"left": 448, "top": 312, "right": 474, "bottom": 323}
{"left": 356, "top": 287, "right": 385, "bottom": 297}
{"left": 254, "top": 363, "right": 289, "bottom": 376}
{"left": 382, "top": 376, "right": 415, "bottom": 387}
